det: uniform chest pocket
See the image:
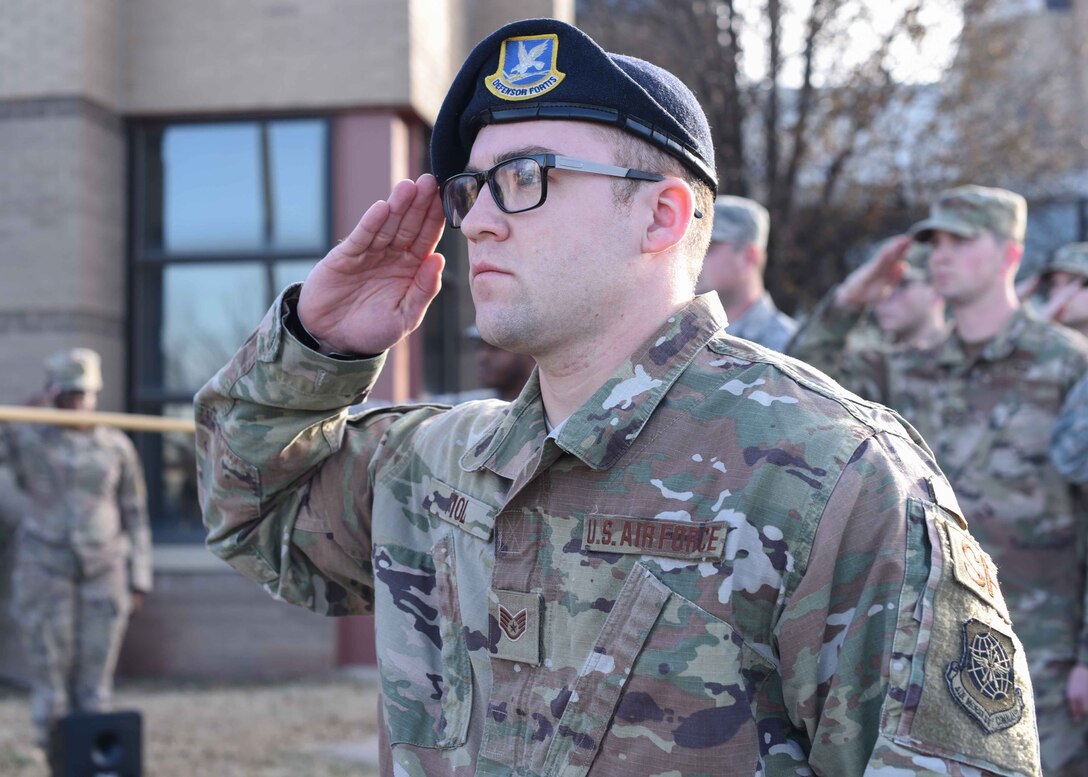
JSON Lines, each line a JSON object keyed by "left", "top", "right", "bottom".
{"left": 538, "top": 562, "right": 775, "bottom": 777}
{"left": 374, "top": 537, "right": 473, "bottom": 749}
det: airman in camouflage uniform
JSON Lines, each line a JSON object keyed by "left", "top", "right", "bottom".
{"left": 1048, "top": 245, "right": 1088, "bottom": 486}
{"left": 696, "top": 196, "right": 797, "bottom": 352}
{"left": 2, "top": 348, "right": 153, "bottom": 747}
{"left": 197, "top": 20, "right": 1040, "bottom": 776}
{"left": 1039, "top": 243, "right": 1088, "bottom": 337}
{"left": 790, "top": 186, "right": 1088, "bottom": 774}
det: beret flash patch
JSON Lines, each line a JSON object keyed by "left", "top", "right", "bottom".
{"left": 486, "top": 34, "right": 565, "bottom": 101}
{"left": 945, "top": 618, "right": 1025, "bottom": 734}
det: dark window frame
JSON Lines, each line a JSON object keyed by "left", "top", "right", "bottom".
{"left": 126, "top": 115, "right": 333, "bottom": 542}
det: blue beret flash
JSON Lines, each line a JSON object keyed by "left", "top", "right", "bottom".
{"left": 430, "top": 18, "right": 718, "bottom": 193}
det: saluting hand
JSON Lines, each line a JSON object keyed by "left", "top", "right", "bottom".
{"left": 833, "top": 235, "right": 913, "bottom": 311}
{"left": 298, "top": 174, "right": 447, "bottom": 356}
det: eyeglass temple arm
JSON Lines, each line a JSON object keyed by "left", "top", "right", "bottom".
{"left": 550, "top": 156, "right": 703, "bottom": 218}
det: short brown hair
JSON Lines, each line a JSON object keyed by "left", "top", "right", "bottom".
{"left": 596, "top": 127, "right": 714, "bottom": 288}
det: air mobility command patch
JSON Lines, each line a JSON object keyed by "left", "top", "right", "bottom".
{"left": 945, "top": 618, "right": 1025, "bottom": 734}
{"left": 485, "top": 34, "right": 565, "bottom": 101}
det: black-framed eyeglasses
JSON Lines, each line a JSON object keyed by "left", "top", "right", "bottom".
{"left": 441, "top": 154, "right": 695, "bottom": 229}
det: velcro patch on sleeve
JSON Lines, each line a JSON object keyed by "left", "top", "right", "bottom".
{"left": 945, "top": 618, "right": 1025, "bottom": 734}
{"left": 941, "top": 520, "right": 1010, "bottom": 623}
{"left": 892, "top": 505, "right": 1041, "bottom": 777}
{"left": 582, "top": 515, "right": 727, "bottom": 561}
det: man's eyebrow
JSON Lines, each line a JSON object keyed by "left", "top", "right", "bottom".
{"left": 465, "top": 146, "right": 555, "bottom": 173}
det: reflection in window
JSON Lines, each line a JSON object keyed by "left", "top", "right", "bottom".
{"left": 156, "top": 120, "right": 326, "bottom": 254}
{"left": 161, "top": 264, "right": 268, "bottom": 394}
{"left": 131, "top": 117, "right": 330, "bottom": 540}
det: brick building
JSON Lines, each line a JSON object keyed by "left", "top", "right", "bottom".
{"left": 0, "top": 0, "right": 573, "bottom": 681}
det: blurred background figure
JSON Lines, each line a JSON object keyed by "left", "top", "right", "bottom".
{"left": 872, "top": 241, "right": 948, "bottom": 349}
{"left": 1, "top": 348, "right": 152, "bottom": 752}
{"left": 789, "top": 185, "right": 1088, "bottom": 774}
{"left": 427, "top": 326, "right": 535, "bottom": 405}
{"left": 467, "top": 325, "right": 535, "bottom": 403}
{"left": 696, "top": 195, "right": 796, "bottom": 352}
{"left": 1021, "top": 242, "right": 1088, "bottom": 338}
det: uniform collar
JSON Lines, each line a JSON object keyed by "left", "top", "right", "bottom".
{"left": 728, "top": 291, "right": 776, "bottom": 341}
{"left": 936, "top": 306, "right": 1030, "bottom": 367}
{"left": 460, "top": 293, "right": 728, "bottom": 476}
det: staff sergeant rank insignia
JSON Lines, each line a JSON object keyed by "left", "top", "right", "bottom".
{"left": 485, "top": 34, "right": 565, "bottom": 101}
{"left": 945, "top": 618, "right": 1025, "bottom": 733}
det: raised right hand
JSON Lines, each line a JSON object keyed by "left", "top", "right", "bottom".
{"left": 834, "top": 235, "right": 913, "bottom": 311}
{"left": 298, "top": 174, "right": 447, "bottom": 356}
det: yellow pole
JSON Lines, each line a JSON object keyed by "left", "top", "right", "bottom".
{"left": 0, "top": 405, "right": 195, "bottom": 435}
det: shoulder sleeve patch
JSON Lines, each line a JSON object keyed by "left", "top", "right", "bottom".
{"left": 884, "top": 501, "right": 1041, "bottom": 776}
{"left": 941, "top": 519, "right": 1010, "bottom": 623}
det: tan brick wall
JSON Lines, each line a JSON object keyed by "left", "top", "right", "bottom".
{"left": 123, "top": 0, "right": 414, "bottom": 115}
{"left": 0, "top": 0, "right": 123, "bottom": 109}
{"left": 0, "top": 103, "right": 127, "bottom": 409}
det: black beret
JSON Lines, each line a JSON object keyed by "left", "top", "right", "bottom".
{"left": 430, "top": 18, "right": 717, "bottom": 192}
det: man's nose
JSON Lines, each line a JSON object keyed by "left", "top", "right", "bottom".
{"left": 460, "top": 183, "right": 507, "bottom": 239}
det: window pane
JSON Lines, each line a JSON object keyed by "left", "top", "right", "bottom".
{"left": 161, "top": 263, "right": 269, "bottom": 394}
{"left": 134, "top": 402, "right": 202, "bottom": 542}
{"left": 161, "top": 123, "right": 264, "bottom": 253}
{"left": 269, "top": 121, "right": 327, "bottom": 251}
{"left": 155, "top": 120, "right": 326, "bottom": 254}
{"left": 274, "top": 258, "right": 320, "bottom": 293}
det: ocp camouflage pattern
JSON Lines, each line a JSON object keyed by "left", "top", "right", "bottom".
{"left": 197, "top": 285, "right": 1040, "bottom": 775}
{"left": 791, "top": 298, "right": 1088, "bottom": 772}
{"left": 1050, "top": 372, "right": 1088, "bottom": 484}
{"left": 0, "top": 421, "right": 153, "bottom": 741}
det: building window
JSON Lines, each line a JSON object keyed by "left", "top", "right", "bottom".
{"left": 129, "top": 118, "right": 331, "bottom": 541}
{"left": 1047, "top": 0, "right": 1071, "bottom": 9}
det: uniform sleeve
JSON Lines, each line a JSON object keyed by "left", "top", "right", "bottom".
{"left": 1049, "top": 373, "right": 1088, "bottom": 665}
{"left": 0, "top": 425, "right": 29, "bottom": 530}
{"left": 195, "top": 285, "right": 424, "bottom": 617}
{"left": 777, "top": 430, "right": 1040, "bottom": 776}
{"left": 117, "top": 435, "right": 154, "bottom": 593}
{"left": 1050, "top": 372, "right": 1088, "bottom": 484}
{"left": 786, "top": 288, "right": 890, "bottom": 403}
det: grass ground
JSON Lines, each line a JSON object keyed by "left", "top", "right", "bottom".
{"left": 0, "top": 673, "right": 381, "bottom": 776}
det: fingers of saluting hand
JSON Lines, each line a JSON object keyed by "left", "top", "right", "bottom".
{"left": 339, "top": 174, "right": 442, "bottom": 260}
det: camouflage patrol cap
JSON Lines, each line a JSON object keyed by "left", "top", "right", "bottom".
{"left": 910, "top": 185, "right": 1027, "bottom": 243}
{"left": 44, "top": 348, "right": 103, "bottom": 393}
{"left": 431, "top": 18, "right": 717, "bottom": 192}
{"left": 901, "top": 241, "right": 932, "bottom": 282}
{"left": 1048, "top": 242, "right": 1088, "bottom": 279}
{"left": 711, "top": 196, "right": 769, "bottom": 250}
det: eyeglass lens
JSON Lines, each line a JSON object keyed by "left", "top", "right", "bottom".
{"left": 443, "top": 157, "right": 545, "bottom": 227}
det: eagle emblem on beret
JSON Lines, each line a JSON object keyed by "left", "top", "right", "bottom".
{"left": 486, "top": 34, "right": 565, "bottom": 102}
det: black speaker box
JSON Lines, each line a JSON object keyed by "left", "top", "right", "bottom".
{"left": 49, "top": 710, "right": 142, "bottom": 777}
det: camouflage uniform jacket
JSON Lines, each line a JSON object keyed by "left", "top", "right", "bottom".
{"left": 1051, "top": 371, "right": 1088, "bottom": 484}
{"left": 727, "top": 291, "right": 797, "bottom": 353}
{"left": 0, "top": 423, "right": 153, "bottom": 591}
{"left": 197, "top": 286, "right": 1040, "bottom": 776}
{"left": 790, "top": 296, "right": 1088, "bottom": 666}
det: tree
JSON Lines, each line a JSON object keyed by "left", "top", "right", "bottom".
{"left": 577, "top": 0, "right": 1082, "bottom": 309}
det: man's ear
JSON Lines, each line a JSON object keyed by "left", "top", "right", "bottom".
{"left": 1002, "top": 239, "right": 1024, "bottom": 271}
{"left": 641, "top": 178, "right": 696, "bottom": 255}
{"left": 744, "top": 243, "right": 761, "bottom": 269}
